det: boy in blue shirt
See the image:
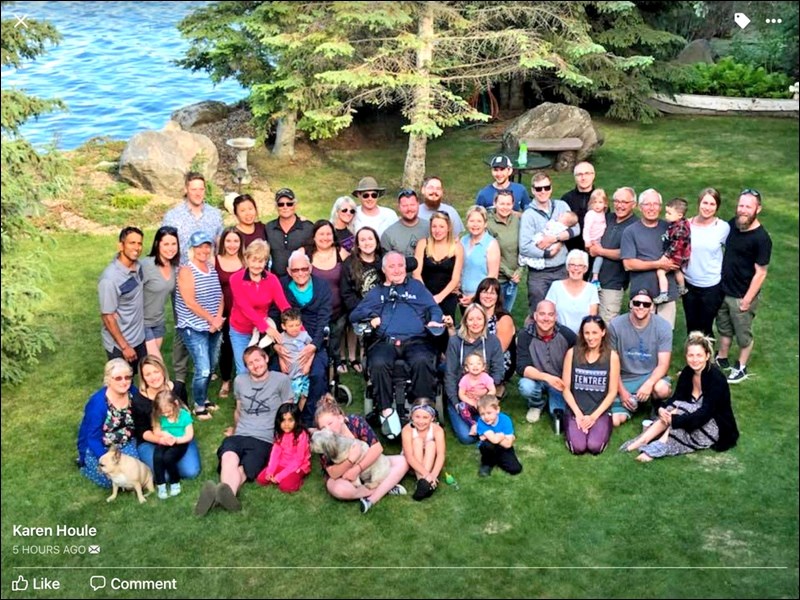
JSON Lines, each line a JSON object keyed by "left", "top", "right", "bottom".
{"left": 476, "top": 395, "right": 523, "bottom": 477}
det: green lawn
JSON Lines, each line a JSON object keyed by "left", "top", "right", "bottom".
{"left": 1, "top": 115, "right": 798, "bottom": 598}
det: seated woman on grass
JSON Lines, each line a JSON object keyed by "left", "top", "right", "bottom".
{"left": 620, "top": 331, "right": 739, "bottom": 462}
{"left": 400, "top": 397, "right": 446, "bottom": 502}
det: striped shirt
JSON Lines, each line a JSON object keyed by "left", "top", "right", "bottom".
{"left": 175, "top": 262, "right": 222, "bottom": 331}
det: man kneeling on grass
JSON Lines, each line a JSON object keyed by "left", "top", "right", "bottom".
{"left": 195, "top": 346, "right": 293, "bottom": 516}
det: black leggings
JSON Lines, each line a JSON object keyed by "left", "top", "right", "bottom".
{"left": 153, "top": 443, "right": 188, "bottom": 485}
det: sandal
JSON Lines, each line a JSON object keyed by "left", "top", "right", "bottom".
{"left": 336, "top": 363, "right": 348, "bottom": 375}
{"left": 349, "top": 359, "right": 363, "bottom": 374}
{"left": 205, "top": 401, "right": 220, "bottom": 412}
{"left": 219, "top": 382, "right": 230, "bottom": 399}
{"left": 194, "top": 408, "right": 213, "bottom": 421}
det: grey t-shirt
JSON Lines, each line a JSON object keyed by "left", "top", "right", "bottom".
{"left": 283, "top": 331, "right": 313, "bottom": 379}
{"left": 418, "top": 203, "right": 464, "bottom": 236}
{"left": 98, "top": 257, "right": 145, "bottom": 352}
{"left": 233, "top": 372, "right": 293, "bottom": 443}
{"left": 381, "top": 219, "right": 429, "bottom": 257}
{"left": 620, "top": 219, "right": 676, "bottom": 300}
{"left": 609, "top": 313, "right": 672, "bottom": 381}
{"left": 140, "top": 256, "right": 176, "bottom": 328}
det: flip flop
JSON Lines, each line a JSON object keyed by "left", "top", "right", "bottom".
{"left": 350, "top": 359, "right": 363, "bottom": 374}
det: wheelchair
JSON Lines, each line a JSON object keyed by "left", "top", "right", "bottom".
{"left": 354, "top": 321, "right": 445, "bottom": 439}
{"left": 323, "top": 325, "right": 352, "bottom": 407}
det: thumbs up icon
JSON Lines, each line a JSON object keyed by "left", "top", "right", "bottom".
{"left": 12, "top": 575, "right": 29, "bottom": 591}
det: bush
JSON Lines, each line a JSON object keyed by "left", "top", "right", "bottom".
{"left": 675, "top": 57, "right": 794, "bottom": 98}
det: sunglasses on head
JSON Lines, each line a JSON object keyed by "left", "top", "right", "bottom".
{"left": 111, "top": 375, "right": 133, "bottom": 382}
{"left": 533, "top": 185, "right": 552, "bottom": 192}
{"left": 360, "top": 192, "right": 380, "bottom": 199}
{"left": 340, "top": 208, "right": 356, "bottom": 214}
{"left": 741, "top": 188, "right": 761, "bottom": 198}
{"left": 277, "top": 201, "right": 296, "bottom": 208}
{"left": 397, "top": 188, "right": 416, "bottom": 199}
{"left": 631, "top": 300, "right": 652, "bottom": 308}
{"left": 581, "top": 315, "right": 604, "bottom": 324}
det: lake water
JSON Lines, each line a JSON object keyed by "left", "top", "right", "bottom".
{"left": 1, "top": 1, "right": 246, "bottom": 149}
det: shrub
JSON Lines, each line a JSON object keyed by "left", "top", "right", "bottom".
{"left": 675, "top": 57, "right": 793, "bottom": 98}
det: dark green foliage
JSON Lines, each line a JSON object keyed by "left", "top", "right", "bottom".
{"left": 676, "top": 57, "right": 794, "bottom": 98}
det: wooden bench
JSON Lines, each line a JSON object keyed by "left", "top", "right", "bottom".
{"left": 519, "top": 137, "right": 583, "bottom": 171}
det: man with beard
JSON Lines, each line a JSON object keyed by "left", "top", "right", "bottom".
{"left": 381, "top": 189, "right": 429, "bottom": 257}
{"left": 418, "top": 176, "right": 463, "bottom": 236}
{"left": 715, "top": 189, "right": 772, "bottom": 384}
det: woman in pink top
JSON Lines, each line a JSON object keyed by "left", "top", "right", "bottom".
{"left": 256, "top": 403, "right": 311, "bottom": 493}
{"left": 228, "top": 239, "right": 291, "bottom": 375}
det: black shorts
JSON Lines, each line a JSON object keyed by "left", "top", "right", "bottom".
{"left": 216, "top": 436, "right": 272, "bottom": 481}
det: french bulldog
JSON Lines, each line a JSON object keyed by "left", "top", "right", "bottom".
{"left": 310, "top": 429, "right": 390, "bottom": 489}
{"left": 98, "top": 445, "right": 155, "bottom": 504}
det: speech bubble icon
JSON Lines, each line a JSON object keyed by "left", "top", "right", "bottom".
{"left": 734, "top": 13, "right": 751, "bottom": 29}
{"left": 89, "top": 575, "right": 106, "bottom": 591}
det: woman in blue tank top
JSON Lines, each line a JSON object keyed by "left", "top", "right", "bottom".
{"left": 459, "top": 206, "right": 500, "bottom": 310}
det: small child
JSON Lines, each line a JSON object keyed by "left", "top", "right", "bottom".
{"left": 400, "top": 398, "right": 446, "bottom": 501}
{"left": 476, "top": 394, "right": 522, "bottom": 477}
{"left": 584, "top": 189, "right": 608, "bottom": 285}
{"left": 279, "top": 309, "right": 313, "bottom": 410}
{"left": 256, "top": 403, "right": 311, "bottom": 493}
{"left": 519, "top": 211, "right": 579, "bottom": 270}
{"left": 151, "top": 390, "right": 194, "bottom": 499}
{"left": 457, "top": 352, "right": 496, "bottom": 437}
{"left": 654, "top": 197, "right": 691, "bottom": 304}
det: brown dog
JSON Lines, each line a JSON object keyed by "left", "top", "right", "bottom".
{"left": 98, "top": 445, "right": 154, "bottom": 504}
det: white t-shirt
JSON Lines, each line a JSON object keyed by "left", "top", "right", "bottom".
{"left": 353, "top": 206, "right": 398, "bottom": 237}
{"left": 684, "top": 217, "right": 730, "bottom": 287}
{"left": 545, "top": 280, "right": 600, "bottom": 333}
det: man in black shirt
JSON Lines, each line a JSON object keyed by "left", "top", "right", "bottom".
{"left": 561, "top": 161, "right": 596, "bottom": 254}
{"left": 265, "top": 188, "right": 314, "bottom": 277}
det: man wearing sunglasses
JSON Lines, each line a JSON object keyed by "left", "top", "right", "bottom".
{"left": 620, "top": 188, "right": 679, "bottom": 329}
{"left": 381, "top": 189, "right": 429, "bottom": 258}
{"left": 608, "top": 289, "right": 673, "bottom": 427}
{"left": 475, "top": 154, "right": 531, "bottom": 213}
{"left": 519, "top": 171, "right": 581, "bottom": 312}
{"left": 715, "top": 188, "right": 772, "bottom": 384}
{"left": 265, "top": 188, "right": 314, "bottom": 278}
{"left": 418, "top": 176, "right": 463, "bottom": 236}
{"left": 352, "top": 176, "right": 398, "bottom": 237}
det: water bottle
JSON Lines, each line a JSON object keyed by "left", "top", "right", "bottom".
{"left": 517, "top": 141, "right": 528, "bottom": 167}
{"left": 445, "top": 472, "right": 459, "bottom": 490}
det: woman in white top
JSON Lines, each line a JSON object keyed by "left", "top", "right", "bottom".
{"left": 682, "top": 188, "right": 730, "bottom": 336}
{"left": 545, "top": 249, "right": 599, "bottom": 333}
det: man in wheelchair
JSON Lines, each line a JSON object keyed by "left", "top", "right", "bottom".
{"left": 350, "top": 252, "right": 445, "bottom": 438}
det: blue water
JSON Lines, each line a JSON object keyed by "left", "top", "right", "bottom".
{"left": 1, "top": 1, "right": 246, "bottom": 149}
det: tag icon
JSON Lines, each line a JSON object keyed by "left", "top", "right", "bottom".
{"left": 734, "top": 13, "right": 751, "bottom": 29}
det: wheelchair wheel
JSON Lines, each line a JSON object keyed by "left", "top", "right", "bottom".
{"left": 335, "top": 384, "right": 353, "bottom": 407}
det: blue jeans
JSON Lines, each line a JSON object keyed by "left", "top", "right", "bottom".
{"left": 501, "top": 280, "right": 519, "bottom": 313}
{"left": 447, "top": 402, "right": 479, "bottom": 445}
{"left": 138, "top": 439, "right": 202, "bottom": 481}
{"left": 518, "top": 377, "right": 565, "bottom": 416}
{"left": 178, "top": 328, "right": 222, "bottom": 410}
{"left": 229, "top": 326, "right": 253, "bottom": 376}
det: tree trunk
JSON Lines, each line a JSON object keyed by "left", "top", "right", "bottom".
{"left": 272, "top": 111, "right": 297, "bottom": 158}
{"left": 509, "top": 77, "right": 525, "bottom": 110}
{"left": 402, "top": 6, "right": 434, "bottom": 190}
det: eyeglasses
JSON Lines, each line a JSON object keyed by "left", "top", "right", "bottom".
{"left": 567, "top": 263, "right": 586, "bottom": 269}
{"left": 575, "top": 172, "right": 594, "bottom": 177}
{"left": 290, "top": 267, "right": 310, "bottom": 273}
{"left": 631, "top": 300, "right": 652, "bottom": 308}
{"left": 111, "top": 375, "right": 133, "bottom": 382}
{"left": 741, "top": 188, "right": 761, "bottom": 199}
{"left": 360, "top": 192, "right": 380, "bottom": 199}
{"left": 277, "top": 201, "right": 296, "bottom": 208}
{"left": 533, "top": 185, "right": 552, "bottom": 192}
{"left": 340, "top": 208, "right": 356, "bottom": 214}
{"left": 613, "top": 199, "right": 633, "bottom": 204}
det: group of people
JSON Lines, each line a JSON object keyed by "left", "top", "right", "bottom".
{"left": 79, "top": 160, "right": 766, "bottom": 511}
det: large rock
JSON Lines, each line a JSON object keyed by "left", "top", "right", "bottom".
{"left": 675, "top": 39, "right": 715, "bottom": 65}
{"left": 503, "top": 103, "right": 603, "bottom": 169}
{"left": 170, "top": 101, "right": 230, "bottom": 130}
{"left": 119, "top": 130, "right": 218, "bottom": 195}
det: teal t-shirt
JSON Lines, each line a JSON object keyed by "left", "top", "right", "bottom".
{"left": 288, "top": 280, "right": 314, "bottom": 306}
{"left": 159, "top": 408, "right": 192, "bottom": 438}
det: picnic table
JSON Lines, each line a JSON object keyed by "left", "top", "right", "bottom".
{"left": 517, "top": 137, "right": 584, "bottom": 172}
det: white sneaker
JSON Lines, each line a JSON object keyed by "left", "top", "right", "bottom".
{"left": 157, "top": 484, "right": 168, "bottom": 500}
{"left": 248, "top": 328, "right": 260, "bottom": 347}
{"left": 526, "top": 407, "right": 542, "bottom": 423}
{"left": 169, "top": 483, "right": 181, "bottom": 497}
{"left": 388, "top": 484, "right": 407, "bottom": 496}
{"left": 642, "top": 419, "right": 654, "bottom": 431}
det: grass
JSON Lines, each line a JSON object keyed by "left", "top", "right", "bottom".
{"left": 2, "top": 115, "right": 798, "bottom": 598}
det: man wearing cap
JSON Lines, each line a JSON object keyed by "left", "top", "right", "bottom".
{"left": 98, "top": 226, "right": 147, "bottom": 376}
{"left": 589, "top": 186, "right": 638, "bottom": 323}
{"left": 265, "top": 188, "right": 314, "bottom": 278}
{"left": 620, "top": 188, "right": 679, "bottom": 329}
{"left": 162, "top": 172, "right": 224, "bottom": 399}
{"left": 715, "top": 188, "right": 772, "bottom": 384}
{"left": 352, "top": 177, "right": 397, "bottom": 237}
{"left": 608, "top": 289, "right": 673, "bottom": 427}
{"left": 475, "top": 155, "right": 531, "bottom": 213}
{"left": 519, "top": 171, "right": 580, "bottom": 312}
{"left": 561, "top": 161, "right": 596, "bottom": 255}
{"left": 418, "top": 175, "right": 463, "bottom": 236}
{"left": 381, "top": 189, "right": 429, "bottom": 257}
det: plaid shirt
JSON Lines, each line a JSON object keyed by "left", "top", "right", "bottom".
{"left": 662, "top": 217, "right": 691, "bottom": 265}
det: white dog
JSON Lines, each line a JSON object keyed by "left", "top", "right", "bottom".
{"left": 310, "top": 429, "right": 390, "bottom": 489}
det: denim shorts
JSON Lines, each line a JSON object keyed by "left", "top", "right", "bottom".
{"left": 144, "top": 323, "right": 167, "bottom": 341}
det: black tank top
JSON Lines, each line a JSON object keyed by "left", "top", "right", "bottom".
{"left": 422, "top": 253, "right": 456, "bottom": 296}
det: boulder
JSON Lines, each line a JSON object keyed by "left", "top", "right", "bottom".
{"left": 119, "top": 130, "right": 218, "bottom": 195}
{"left": 170, "top": 101, "right": 231, "bottom": 130}
{"left": 675, "top": 39, "right": 715, "bottom": 65}
{"left": 503, "top": 103, "right": 603, "bottom": 170}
